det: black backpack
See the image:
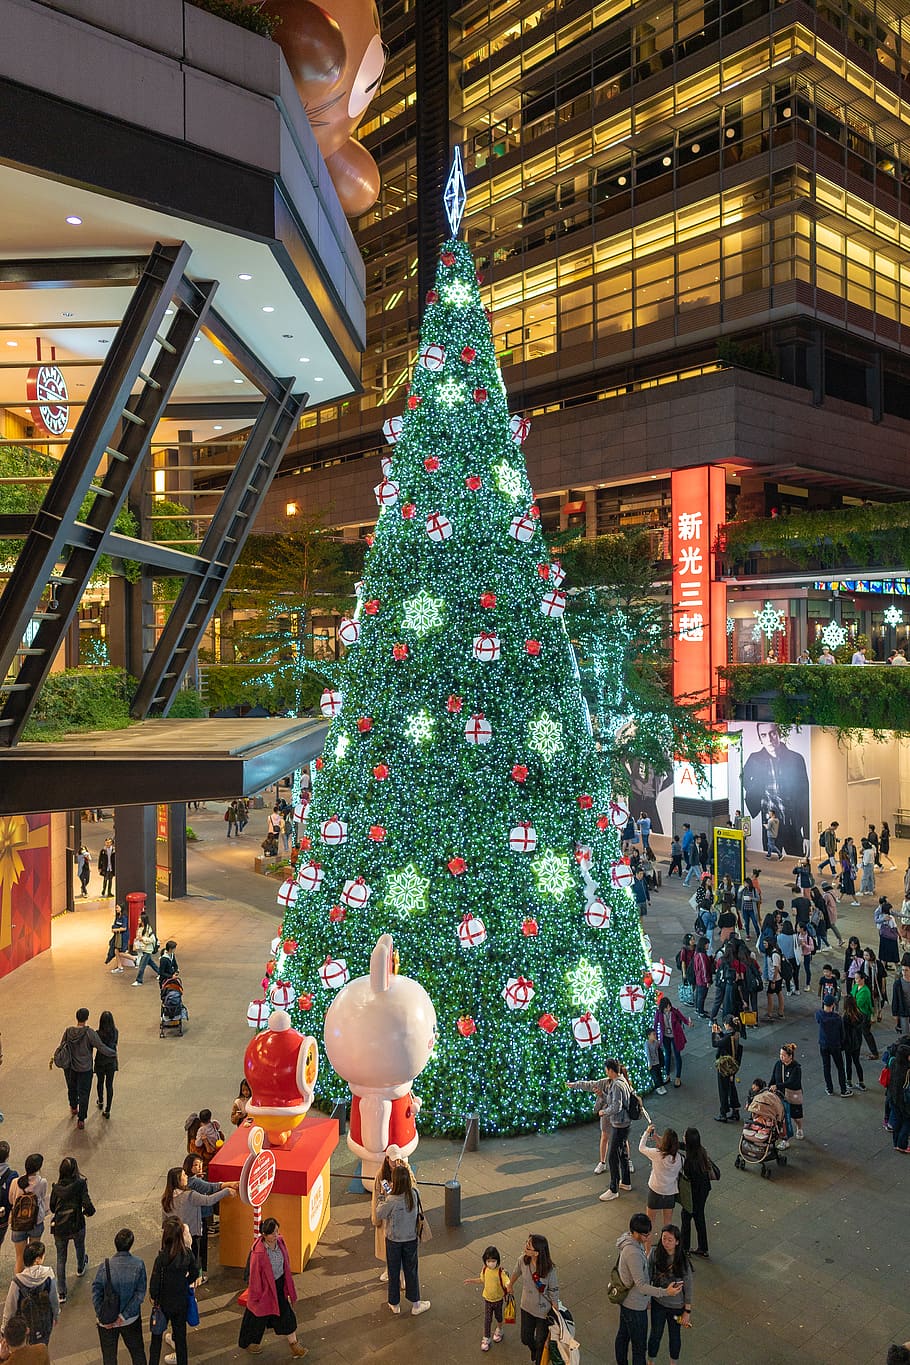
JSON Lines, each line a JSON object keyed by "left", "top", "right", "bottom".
{"left": 15, "top": 1275, "right": 54, "bottom": 1344}
{"left": 780, "top": 957, "right": 794, "bottom": 984}
{"left": 627, "top": 1090, "right": 643, "bottom": 1121}
{"left": 0, "top": 1167, "right": 17, "bottom": 1225}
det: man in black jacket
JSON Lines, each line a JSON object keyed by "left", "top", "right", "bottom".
{"left": 892, "top": 954, "right": 910, "bottom": 1034}
{"left": 98, "top": 839, "right": 115, "bottom": 898}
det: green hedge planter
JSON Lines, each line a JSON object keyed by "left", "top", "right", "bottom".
{"left": 718, "top": 664, "right": 910, "bottom": 738}
{"left": 718, "top": 502, "right": 910, "bottom": 571}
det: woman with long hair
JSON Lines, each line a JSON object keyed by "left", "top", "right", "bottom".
{"left": 94, "top": 1009, "right": 118, "bottom": 1118}
{"left": 770, "top": 1042, "right": 804, "bottom": 1142}
{"left": 863, "top": 945, "right": 889, "bottom": 1022}
{"left": 181, "top": 1154, "right": 236, "bottom": 1284}
{"left": 374, "top": 1163, "right": 430, "bottom": 1318}
{"left": 230, "top": 1079, "right": 252, "bottom": 1128}
{"left": 638, "top": 1125, "right": 683, "bottom": 1228}
{"left": 840, "top": 842, "right": 858, "bottom": 905}
{"left": 238, "top": 1217, "right": 308, "bottom": 1356}
{"left": 49, "top": 1155, "right": 95, "bottom": 1302}
{"left": 371, "top": 1151, "right": 413, "bottom": 1283}
{"left": 647, "top": 1224, "right": 694, "bottom": 1361}
{"left": 509, "top": 1233, "right": 558, "bottom": 1365}
{"left": 842, "top": 995, "right": 867, "bottom": 1092}
{"left": 679, "top": 1128, "right": 717, "bottom": 1258}
{"left": 149, "top": 1216, "right": 199, "bottom": 1365}
{"left": 161, "top": 1165, "right": 234, "bottom": 1285}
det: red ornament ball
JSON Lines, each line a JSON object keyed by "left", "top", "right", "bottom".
{"left": 441, "top": 251, "right": 456, "bottom": 267}
{"left": 369, "top": 825, "right": 386, "bottom": 843}
{"left": 461, "top": 345, "right": 477, "bottom": 363}
{"left": 480, "top": 591, "right": 497, "bottom": 609}
{"left": 522, "top": 917, "right": 539, "bottom": 937}
{"left": 446, "top": 695, "right": 463, "bottom": 714}
{"left": 538, "top": 1013, "right": 559, "bottom": 1035}
{"left": 373, "top": 763, "right": 390, "bottom": 781}
{"left": 329, "top": 904, "right": 347, "bottom": 923}
{"left": 448, "top": 856, "right": 467, "bottom": 876}
{"left": 465, "top": 475, "right": 482, "bottom": 491}
{"left": 530, "top": 505, "right": 541, "bottom": 519}
{"left": 511, "top": 764, "right": 529, "bottom": 783}
{"left": 364, "top": 599, "right": 380, "bottom": 616}
{"left": 266, "top": 958, "right": 277, "bottom": 977}
{"left": 297, "top": 992, "right": 314, "bottom": 1011}
{"left": 392, "top": 643, "right": 409, "bottom": 660}
{"left": 457, "top": 1015, "right": 477, "bottom": 1038}
{"left": 526, "top": 640, "right": 542, "bottom": 657}
{"left": 357, "top": 716, "right": 373, "bottom": 733}
{"left": 577, "top": 794, "right": 593, "bottom": 810}
{"left": 426, "top": 289, "right": 439, "bottom": 304}
{"left": 424, "top": 456, "right": 440, "bottom": 472}
{"left": 401, "top": 502, "right": 416, "bottom": 520}
{"left": 473, "top": 387, "right": 488, "bottom": 404}
{"left": 407, "top": 394, "right": 422, "bottom": 410}
{"left": 596, "top": 815, "right": 610, "bottom": 831}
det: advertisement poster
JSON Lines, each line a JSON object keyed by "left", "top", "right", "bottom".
{"left": 727, "top": 723, "right": 812, "bottom": 858}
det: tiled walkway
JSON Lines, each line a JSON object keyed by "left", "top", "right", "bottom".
{"left": 1, "top": 807, "right": 907, "bottom": 1364}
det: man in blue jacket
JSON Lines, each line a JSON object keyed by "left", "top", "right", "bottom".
{"left": 815, "top": 998, "right": 852, "bottom": 1098}
{"left": 92, "top": 1227, "right": 147, "bottom": 1364}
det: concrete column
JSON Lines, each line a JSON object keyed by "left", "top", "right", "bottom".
{"left": 167, "top": 803, "right": 187, "bottom": 899}
{"left": 114, "top": 804, "right": 157, "bottom": 924}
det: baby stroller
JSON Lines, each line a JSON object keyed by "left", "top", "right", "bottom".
{"left": 160, "top": 974, "right": 188, "bottom": 1037}
{"left": 734, "top": 1088, "right": 787, "bottom": 1178}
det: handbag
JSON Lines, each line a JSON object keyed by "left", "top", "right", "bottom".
{"left": 676, "top": 1172, "right": 693, "bottom": 1214}
{"left": 607, "top": 1259, "right": 632, "bottom": 1305}
{"left": 415, "top": 1191, "right": 433, "bottom": 1244}
{"left": 739, "top": 1010, "right": 758, "bottom": 1027}
{"left": 186, "top": 1284, "right": 200, "bottom": 1328}
{"left": 783, "top": 1087, "right": 804, "bottom": 1105}
{"left": 503, "top": 1291, "right": 516, "bottom": 1325}
{"left": 97, "top": 1258, "right": 121, "bottom": 1326}
{"left": 150, "top": 1304, "right": 167, "bottom": 1336}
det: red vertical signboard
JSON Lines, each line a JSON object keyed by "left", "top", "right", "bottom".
{"left": 671, "top": 466, "right": 726, "bottom": 719}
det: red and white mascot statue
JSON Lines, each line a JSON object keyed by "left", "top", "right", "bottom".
{"left": 323, "top": 933, "right": 436, "bottom": 1176}
{"left": 242, "top": 1010, "right": 319, "bottom": 1148}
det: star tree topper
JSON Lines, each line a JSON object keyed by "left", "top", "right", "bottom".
{"left": 444, "top": 146, "right": 467, "bottom": 237}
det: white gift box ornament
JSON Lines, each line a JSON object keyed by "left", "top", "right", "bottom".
{"left": 269, "top": 980, "right": 295, "bottom": 1009}
{"left": 508, "top": 514, "right": 536, "bottom": 542}
{"left": 382, "top": 415, "right": 402, "bottom": 444}
{"left": 374, "top": 478, "right": 399, "bottom": 507}
{"left": 417, "top": 342, "right": 446, "bottom": 371}
{"left": 297, "top": 861, "right": 323, "bottom": 891}
{"left": 650, "top": 959, "right": 672, "bottom": 988}
{"left": 503, "top": 976, "right": 535, "bottom": 1010}
{"left": 510, "top": 414, "right": 531, "bottom": 444}
{"left": 619, "top": 983, "right": 646, "bottom": 1014}
{"left": 609, "top": 861, "right": 634, "bottom": 888}
{"left": 464, "top": 713, "right": 492, "bottom": 745}
{"left": 472, "top": 632, "right": 501, "bottom": 662}
{"left": 320, "top": 688, "right": 343, "bottom": 717}
{"left": 340, "top": 877, "right": 372, "bottom": 909}
{"left": 319, "top": 956, "right": 350, "bottom": 990}
{"left": 540, "top": 589, "right": 566, "bottom": 618}
{"left": 609, "top": 796, "right": 631, "bottom": 828}
{"left": 572, "top": 1012, "right": 602, "bottom": 1047}
{"left": 584, "top": 897, "right": 611, "bottom": 928}
{"left": 276, "top": 879, "right": 299, "bottom": 909}
{"left": 457, "top": 913, "right": 487, "bottom": 948}
{"left": 320, "top": 817, "right": 348, "bottom": 846}
{"left": 338, "top": 618, "right": 361, "bottom": 646}
{"left": 425, "top": 511, "right": 453, "bottom": 543}
{"left": 247, "top": 998, "right": 271, "bottom": 1029}
{"left": 508, "top": 822, "right": 537, "bottom": 853}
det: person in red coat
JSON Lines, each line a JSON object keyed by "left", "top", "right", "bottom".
{"left": 238, "top": 1218, "right": 307, "bottom": 1357}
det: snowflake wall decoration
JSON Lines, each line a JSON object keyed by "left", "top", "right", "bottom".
{"left": 493, "top": 460, "right": 525, "bottom": 501}
{"left": 444, "top": 279, "right": 472, "bottom": 306}
{"left": 531, "top": 848, "right": 575, "bottom": 899}
{"left": 437, "top": 377, "right": 465, "bottom": 408}
{"left": 567, "top": 957, "right": 605, "bottom": 1011}
{"left": 753, "top": 600, "right": 786, "bottom": 638}
{"left": 529, "top": 711, "right": 564, "bottom": 761}
{"left": 821, "top": 620, "right": 847, "bottom": 650}
{"left": 384, "top": 862, "right": 431, "bottom": 916}
{"left": 884, "top": 605, "right": 903, "bottom": 627}
{"left": 402, "top": 590, "right": 445, "bottom": 637}
{"left": 406, "top": 709, "right": 435, "bottom": 746}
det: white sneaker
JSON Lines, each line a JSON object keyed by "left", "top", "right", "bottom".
{"left": 599, "top": 1189, "right": 620, "bottom": 1201}
{"left": 619, "top": 1182, "right": 632, "bottom": 1191}
{"left": 803, "top": 987, "right": 812, "bottom": 993}
{"left": 131, "top": 980, "right": 143, "bottom": 986}
{"left": 380, "top": 1271, "right": 389, "bottom": 1282}
{"left": 110, "top": 966, "right": 123, "bottom": 973}
{"left": 656, "top": 1086, "right": 667, "bottom": 1095}
{"left": 593, "top": 1161, "right": 606, "bottom": 1174}
{"left": 795, "top": 1130, "right": 805, "bottom": 1139}
{"left": 165, "top": 1356, "right": 177, "bottom": 1365}
{"left": 388, "top": 1303, "right": 401, "bottom": 1315}
{"left": 411, "top": 1300, "right": 431, "bottom": 1316}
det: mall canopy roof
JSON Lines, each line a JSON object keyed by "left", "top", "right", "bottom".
{"left": 0, "top": 717, "right": 329, "bottom": 816}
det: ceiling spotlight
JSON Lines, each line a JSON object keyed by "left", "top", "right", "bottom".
{"left": 691, "top": 143, "right": 701, "bottom": 153}
{"left": 213, "top": 359, "right": 224, "bottom": 365}
{"left": 65, "top": 215, "right": 83, "bottom": 225}
{"left": 313, "top": 376, "right": 324, "bottom": 382}
{"left": 165, "top": 309, "right": 174, "bottom": 316}
{"left": 262, "top": 306, "right": 275, "bottom": 313}
{"left": 617, "top": 175, "right": 627, "bottom": 186}
{"left": 238, "top": 273, "right": 252, "bottom": 281}
{"left": 298, "top": 356, "right": 310, "bottom": 363}
{"left": 782, "top": 105, "right": 792, "bottom": 117}
{"left": 213, "top": 425, "right": 223, "bottom": 431}
{"left": 725, "top": 127, "right": 736, "bottom": 138}
{"left": 233, "top": 378, "right": 244, "bottom": 384}
{"left": 662, "top": 155, "right": 672, "bottom": 166}
{"left": 6, "top": 340, "right": 17, "bottom": 347}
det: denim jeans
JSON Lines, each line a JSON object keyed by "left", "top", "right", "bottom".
{"left": 134, "top": 953, "right": 159, "bottom": 983}
{"left": 892, "top": 1114, "right": 910, "bottom": 1150}
{"left": 662, "top": 1038, "right": 682, "bottom": 1081}
{"left": 615, "top": 1304, "right": 648, "bottom": 1365}
{"left": 385, "top": 1238, "right": 420, "bottom": 1306}
{"left": 65, "top": 1068, "right": 93, "bottom": 1120}
{"left": 743, "top": 906, "right": 761, "bottom": 938}
{"left": 55, "top": 1227, "right": 86, "bottom": 1297}
{"left": 647, "top": 1301, "right": 682, "bottom": 1362}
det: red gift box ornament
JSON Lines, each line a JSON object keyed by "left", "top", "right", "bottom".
{"left": 529, "top": 504, "right": 540, "bottom": 519}
{"left": 511, "top": 764, "right": 529, "bottom": 783}
{"left": 596, "top": 815, "right": 610, "bottom": 831}
{"left": 424, "top": 456, "right": 440, "bottom": 472}
{"left": 368, "top": 824, "right": 386, "bottom": 842}
{"left": 299, "top": 835, "right": 312, "bottom": 851}
{"left": 461, "top": 345, "right": 477, "bottom": 363}
{"left": 480, "top": 591, "right": 497, "bottom": 609}
{"left": 538, "top": 1013, "right": 559, "bottom": 1034}
{"left": 448, "top": 856, "right": 467, "bottom": 876}
{"left": 642, "top": 972, "right": 653, "bottom": 988}
{"left": 537, "top": 563, "right": 551, "bottom": 581}
{"left": 282, "top": 939, "right": 298, "bottom": 956}
{"left": 465, "top": 475, "right": 482, "bottom": 490}
{"left": 577, "top": 794, "right": 593, "bottom": 810}
{"left": 407, "top": 394, "right": 422, "bottom": 410}
{"left": 357, "top": 716, "right": 373, "bottom": 733}
{"left": 373, "top": 763, "right": 390, "bottom": 781}
{"left": 314, "top": 757, "right": 324, "bottom": 770}
{"left": 392, "top": 643, "right": 409, "bottom": 660}
{"left": 364, "top": 599, "right": 380, "bottom": 616}
{"left": 401, "top": 502, "right": 417, "bottom": 520}
{"left": 297, "top": 992, "right": 314, "bottom": 1012}
{"left": 473, "top": 387, "right": 488, "bottom": 404}
{"left": 525, "top": 639, "right": 541, "bottom": 657}
{"left": 522, "top": 916, "right": 539, "bottom": 937}
{"left": 457, "top": 1015, "right": 477, "bottom": 1038}
{"left": 329, "top": 904, "right": 347, "bottom": 923}
{"left": 441, "top": 251, "right": 456, "bottom": 266}
{"left": 425, "top": 289, "right": 439, "bottom": 304}
{"left": 364, "top": 534, "right": 374, "bottom": 547}
{"left": 446, "top": 694, "right": 463, "bottom": 714}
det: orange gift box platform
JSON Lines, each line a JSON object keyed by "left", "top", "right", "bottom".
{"left": 208, "top": 1113, "right": 339, "bottom": 1273}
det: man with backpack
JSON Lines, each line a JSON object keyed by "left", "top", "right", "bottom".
{"left": 598, "top": 1059, "right": 640, "bottom": 1203}
{"left": 0, "top": 1141, "right": 18, "bottom": 1253}
{"left": 818, "top": 821, "right": 840, "bottom": 874}
{"left": 52, "top": 1008, "right": 116, "bottom": 1129}
{"left": 0, "top": 1242, "right": 60, "bottom": 1350}
{"left": 92, "top": 1227, "right": 148, "bottom": 1365}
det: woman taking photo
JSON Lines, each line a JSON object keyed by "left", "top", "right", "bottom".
{"left": 679, "top": 1128, "right": 717, "bottom": 1258}
{"left": 94, "top": 1009, "right": 118, "bottom": 1118}
{"left": 161, "top": 1166, "right": 235, "bottom": 1285}
{"left": 647, "top": 1224, "right": 694, "bottom": 1362}
{"left": 769, "top": 1042, "right": 804, "bottom": 1142}
{"left": 373, "top": 1163, "right": 431, "bottom": 1318}
{"left": 850, "top": 968, "right": 880, "bottom": 1059}
{"left": 638, "top": 1125, "right": 683, "bottom": 1228}
{"left": 509, "top": 1233, "right": 558, "bottom": 1365}
{"left": 148, "top": 1216, "right": 199, "bottom": 1365}
{"left": 238, "top": 1217, "right": 308, "bottom": 1356}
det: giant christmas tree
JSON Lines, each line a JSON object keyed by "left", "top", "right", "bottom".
{"left": 258, "top": 163, "right": 662, "bottom": 1136}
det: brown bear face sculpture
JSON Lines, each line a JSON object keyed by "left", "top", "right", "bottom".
{"left": 265, "top": 0, "right": 385, "bottom": 217}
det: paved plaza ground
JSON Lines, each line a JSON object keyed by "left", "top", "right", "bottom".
{"left": 1, "top": 804, "right": 907, "bottom": 1364}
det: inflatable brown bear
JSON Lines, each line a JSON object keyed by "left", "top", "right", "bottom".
{"left": 264, "top": 0, "right": 385, "bottom": 217}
